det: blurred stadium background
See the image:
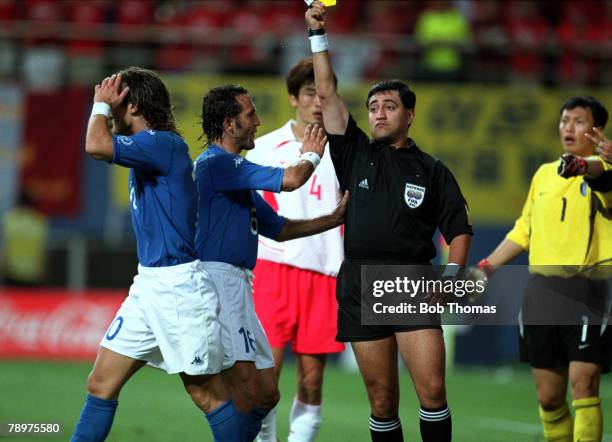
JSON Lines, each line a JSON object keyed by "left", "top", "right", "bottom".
{"left": 0, "top": 0, "right": 611, "bottom": 440}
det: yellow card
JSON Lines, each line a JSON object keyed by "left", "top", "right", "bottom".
{"left": 305, "top": 0, "right": 336, "bottom": 6}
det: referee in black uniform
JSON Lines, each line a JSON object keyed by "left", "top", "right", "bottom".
{"left": 306, "top": 3, "right": 472, "bottom": 442}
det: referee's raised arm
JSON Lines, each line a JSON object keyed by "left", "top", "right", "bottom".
{"left": 306, "top": 1, "right": 349, "bottom": 135}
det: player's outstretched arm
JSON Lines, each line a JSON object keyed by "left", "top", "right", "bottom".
{"left": 281, "top": 124, "right": 326, "bottom": 191}
{"left": 557, "top": 154, "right": 606, "bottom": 179}
{"left": 478, "top": 239, "right": 524, "bottom": 275}
{"left": 85, "top": 74, "right": 129, "bottom": 161}
{"left": 306, "top": 1, "right": 349, "bottom": 135}
{"left": 276, "top": 190, "right": 348, "bottom": 241}
{"left": 463, "top": 239, "right": 525, "bottom": 286}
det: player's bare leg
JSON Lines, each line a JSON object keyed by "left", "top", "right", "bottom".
{"left": 180, "top": 371, "right": 251, "bottom": 441}
{"left": 222, "top": 363, "right": 279, "bottom": 412}
{"left": 569, "top": 361, "right": 601, "bottom": 399}
{"left": 569, "top": 361, "right": 602, "bottom": 442}
{"left": 180, "top": 372, "right": 229, "bottom": 413}
{"left": 223, "top": 362, "right": 262, "bottom": 413}
{"left": 532, "top": 367, "right": 568, "bottom": 410}
{"left": 397, "top": 329, "right": 451, "bottom": 442}
{"left": 224, "top": 362, "right": 280, "bottom": 441}
{"left": 256, "top": 366, "right": 281, "bottom": 410}
{"left": 352, "top": 337, "right": 402, "bottom": 441}
{"left": 287, "top": 354, "right": 326, "bottom": 441}
{"left": 532, "top": 367, "right": 573, "bottom": 442}
{"left": 257, "top": 348, "right": 285, "bottom": 442}
{"left": 296, "top": 354, "right": 326, "bottom": 404}
{"left": 256, "top": 366, "right": 281, "bottom": 438}
{"left": 271, "top": 347, "right": 285, "bottom": 379}
{"left": 257, "top": 349, "right": 284, "bottom": 442}
{"left": 71, "top": 347, "right": 146, "bottom": 441}
{"left": 87, "top": 347, "right": 147, "bottom": 400}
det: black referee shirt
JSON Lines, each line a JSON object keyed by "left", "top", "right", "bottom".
{"left": 327, "top": 115, "right": 473, "bottom": 263}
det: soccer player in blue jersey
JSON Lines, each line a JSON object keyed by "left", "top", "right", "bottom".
{"left": 71, "top": 68, "right": 247, "bottom": 442}
{"left": 195, "top": 84, "right": 348, "bottom": 440}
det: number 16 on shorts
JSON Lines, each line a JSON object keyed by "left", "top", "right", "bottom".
{"left": 239, "top": 327, "right": 256, "bottom": 353}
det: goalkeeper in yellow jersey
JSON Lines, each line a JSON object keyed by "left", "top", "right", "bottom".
{"left": 476, "top": 96, "right": 611, "bottom": 442}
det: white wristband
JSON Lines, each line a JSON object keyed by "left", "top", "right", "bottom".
{"left": 300, "top": 151, "right": 321, "bottom": 169}
{"left": 309, "top": 34, "right": 329, "bottom": 53}
{"left": 442, "top": 263, "right": 461, "bottom": 280}
{"left": 91, "top": 102, "right": 111, "bottom": 118}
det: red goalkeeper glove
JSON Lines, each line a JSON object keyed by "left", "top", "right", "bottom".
{"left": 558, "top": 153, "right": 588, "bottom": 178}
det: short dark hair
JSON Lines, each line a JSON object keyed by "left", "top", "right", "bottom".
{"left": 201, "top": 84, "right": 249, "bottom": 147}
{"left": 366, "top": 80, "right": 416, "bottom": 110}
{"left": 286, "top": 58, "right": 337, "bottom": 97}
{"left": 560, "top": 96, "right": 608, "bottom": 128}
{"left": 119, "top": 67, "right": 178, "bottom": 134}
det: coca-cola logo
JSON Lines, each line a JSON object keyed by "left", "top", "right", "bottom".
{"left": 0, "top": 297, "right": 121, "bottom": 356}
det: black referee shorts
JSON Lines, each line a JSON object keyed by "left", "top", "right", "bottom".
{"left": 519, "top": 274, "right": 611, "bottom": 373}
{"left": 335, "top": 259, "right": 441, "bottom": 343}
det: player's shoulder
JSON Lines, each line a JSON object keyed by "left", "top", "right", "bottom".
{"left": 535, "top": 161, "right": 559, "bottom": 178}
{"left": 134, "top": 129, "right": 165, "bottom": 140}
{"left": 194, "top": 146, "right": 216, "bottom": 168}
{"left": 527, "top": 161, "right": 562, "bottom": 189}
{"left": 196, "top": 145, "right": 243, "bottom": 168}
{"left": 133, "top": 129, "right": 185, "bottom": 148}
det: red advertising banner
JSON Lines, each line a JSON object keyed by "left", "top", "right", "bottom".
{"left": 20, "top": 88, "right": 89, "bottom": 216}
{"left": 0, "top": 289, "right": 125, "bottom": 360}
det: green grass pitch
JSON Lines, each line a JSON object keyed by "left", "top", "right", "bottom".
{"left": 0, "top": 360, "right": 610, "bottom": 441}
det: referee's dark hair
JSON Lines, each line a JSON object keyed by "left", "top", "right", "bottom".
{"left": 561, "top": 96, "right": 608, "bottom": 128}
{"left": 366, "top": 80, "right": 416, "bottom": 111}
{"left": 286, "top": 58, "right": 337, "bottom": 97}
{"left": 201, "top": 84, "right": 249, "bottom": 148}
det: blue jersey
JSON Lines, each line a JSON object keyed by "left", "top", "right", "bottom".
{"left": 194, "top": 145, "right": 286, "bottom": 269}
{"left": 112, "top": 130, "right": 197, "bottom": 267}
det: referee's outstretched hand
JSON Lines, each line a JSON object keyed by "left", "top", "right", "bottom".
{"left": 306, "top": 1, "right": 326, "bottom": 31}
{"left": 301, "top": 124, "right": 327, "bottom": 159}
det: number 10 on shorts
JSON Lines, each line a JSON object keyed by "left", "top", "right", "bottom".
{"left": 239, "top": 327, "right": 256, "bottom": 353}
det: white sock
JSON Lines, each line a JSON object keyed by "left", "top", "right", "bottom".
{"left": 256, "top": 405, "right": 277, "bottom": 442}
{"left": 288, "top": 397, "right": 322, "bottom": 442}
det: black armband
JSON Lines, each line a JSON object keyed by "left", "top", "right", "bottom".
{"left": 584, "top": 170, "right": 612, "bottom": 192}
{"left": 308, "top": 27, "right": 326, "bottom": 37}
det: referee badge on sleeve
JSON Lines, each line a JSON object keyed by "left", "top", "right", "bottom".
{"left": 404, "top": 183, "right": 426, "bottom": 208}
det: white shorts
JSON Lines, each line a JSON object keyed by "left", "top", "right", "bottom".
{"left": 100, "top": 260, "right": 225, "bottom": 376}
{"left": 202, "top": 261, "right": 274, "bottom": 370}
